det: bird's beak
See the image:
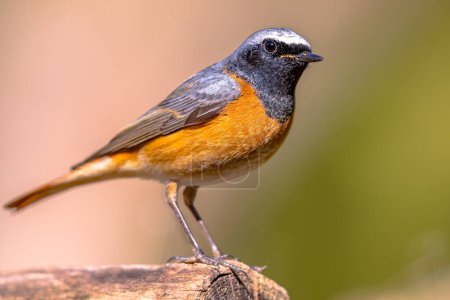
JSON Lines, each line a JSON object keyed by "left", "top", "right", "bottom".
{"left": 297, "top": 52, "right": 323, "bottom": 62}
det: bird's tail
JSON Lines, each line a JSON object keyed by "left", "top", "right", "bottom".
{"left": 4, "top": 156, "right": 129, "bottom": 211}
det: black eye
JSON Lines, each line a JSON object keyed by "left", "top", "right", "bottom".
{"left": 263, "top": 40, "right": 278, "bottom": 53}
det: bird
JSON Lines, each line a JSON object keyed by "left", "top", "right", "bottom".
{"left": 4, "top": 28, "right": 322, "bottom": 269}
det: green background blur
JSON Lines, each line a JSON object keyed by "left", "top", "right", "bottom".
{"left": 1, "top": 1, "right": 450, "bottom": 299}
{"left": 217, "top": 1, "right": 450, "bottom": 299}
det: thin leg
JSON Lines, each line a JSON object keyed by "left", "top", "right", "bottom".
{"left": 183, "top": 186, "right": 223, "bottom": 258}
{"left": 165, "top": 182, "right": 204, "bottom": 258}
{"left": 164, "top": 182, "right": 250, "bottom": 278}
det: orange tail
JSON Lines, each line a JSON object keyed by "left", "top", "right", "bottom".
{"left": 4, "top": 157, "right": 124, "bottom": 211}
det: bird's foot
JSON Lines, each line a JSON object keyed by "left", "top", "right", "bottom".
{"left": 167, "top": 253, "right": 238, "bottom": 264}
{"left": 167, "top": 253, "right": 269, "bottom": 294}
{"left": 167, "top": 255, "right": 197, "bottom": 264}
{"left": 218, "top": 254, "right": 239, "bottom": 260}
{"left": 216, "top": 254, "right": 265, "bottom": 272}
{"left": 168, "top": 253, "right": 249, "bottom": 284}
{"left": 167, "top": 253, "right": 243, "bottom": 273}
{"left": 167, "top": 253, "right": 265, "bottom": 273}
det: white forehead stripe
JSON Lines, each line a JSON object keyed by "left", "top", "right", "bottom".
{"left": 245, "top": 29, "right": 312, "bottom": 49}
{"left": 265, "top": 32, "right": 310, "bottom": 48}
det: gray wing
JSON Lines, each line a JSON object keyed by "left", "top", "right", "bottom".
{"left": 73, "top": 65, "right": 240, "bottom": 168}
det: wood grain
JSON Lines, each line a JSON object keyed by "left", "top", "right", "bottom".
{"left": 0, "top": 262, "right": 289, "bottom": 300}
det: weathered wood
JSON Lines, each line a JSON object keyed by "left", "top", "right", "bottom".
{"left": 0, "top": 262, "right": 289, "bottom": 299}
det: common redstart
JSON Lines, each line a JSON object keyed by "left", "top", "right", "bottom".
{"left": 5, "top": 28, "right": 322, "bottom": 269}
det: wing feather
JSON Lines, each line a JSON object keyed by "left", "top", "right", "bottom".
{"left": 72, "top": 65, "right": 240, "bottom": 168}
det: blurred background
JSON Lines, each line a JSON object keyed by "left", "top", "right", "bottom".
{"left": 1, "top": 1, "right": 450, "bottom": 299}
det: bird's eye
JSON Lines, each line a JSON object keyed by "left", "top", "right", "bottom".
{"left": 263, "top": 40, "right": 278, "bottom": 53}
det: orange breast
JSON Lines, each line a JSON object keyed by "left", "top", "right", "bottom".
{"left": 116, "top": 74, "right": 292, "bottom": 183}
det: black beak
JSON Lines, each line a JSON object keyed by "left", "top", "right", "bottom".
{"left": 298, "top": 52, "right": 323, "bottom": 63}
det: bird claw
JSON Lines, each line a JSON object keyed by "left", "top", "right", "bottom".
{"left": 218, "top": 254, "right": 239, "bottom": 261}
{"left": 168, "top": 253, "right": 248, "bottom": 282}
{"left": 168, "top": 254, "right": 243, "bottom": 273}
{"left": 167, "top": 255, "right": 197, "bottom": 264}
{"left": 167, "top": 254, "right": 265, "bottom": 273}
{"left": 217, "top": 255, "right": 265, "bottom": 272}
{"left": 167, "top": 253, "right": 268, "bottom": 295}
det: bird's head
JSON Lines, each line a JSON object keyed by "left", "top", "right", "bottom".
{"left": 227, "top": 28, "right": 322, "bottom": 95}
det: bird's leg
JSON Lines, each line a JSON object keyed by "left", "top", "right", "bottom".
{"left": 164, "top": 182, "right": 250, "bottom": 279}
{"left": 183, "top": 186, "right": 225, "bottom": 258}
{"left": 183, "top": 186, "right": 267, "bottom": 272}
{"left": 165, "top": 182, "right": 204, "bottom": 259}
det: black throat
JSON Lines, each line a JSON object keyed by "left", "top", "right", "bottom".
{"left": 226, "top": 59, "right": 307, "bottom": 124}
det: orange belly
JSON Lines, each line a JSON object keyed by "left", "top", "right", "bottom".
{"left": 112, "top": 75, "right": 292, "bottom": 184}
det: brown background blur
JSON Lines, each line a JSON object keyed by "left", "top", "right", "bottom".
{"left": 1, "top": 1, "right": 450, "bottom": 299}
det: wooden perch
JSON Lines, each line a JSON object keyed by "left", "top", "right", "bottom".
{"left": 0, "top": 262, "right": 289, "bottom": 299}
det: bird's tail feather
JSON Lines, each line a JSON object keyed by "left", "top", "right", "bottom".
{"left": 4, "top": 157, "right": 121, "bottom": 211}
